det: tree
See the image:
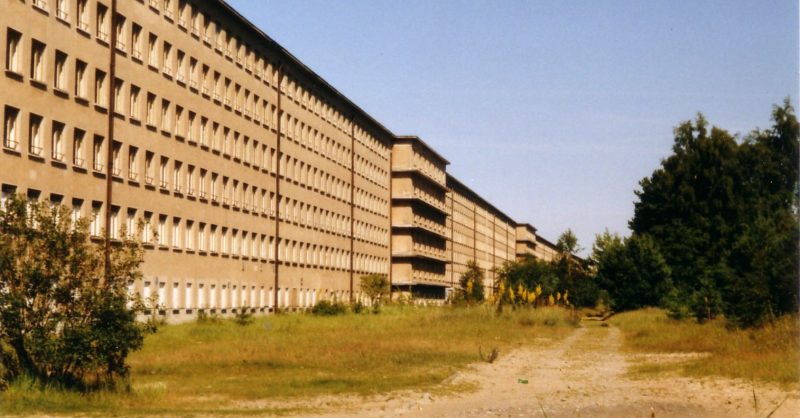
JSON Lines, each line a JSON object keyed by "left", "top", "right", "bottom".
{"left": 554, "top": 228, "right": 592, "bottom": 305}
{"left": 629, "top": 101, "right": 799, "bottom": 326}
{"left": 458, "top": 260, "right": 485, "bottom": 303}
{"left": 593, "top": 232, "right": 671, "bottom": 311}
{"left": 359, "top": 274, "right": 389, "bottom": 313}
{"left": 0, "top": 194, "right": 151, "bottom": 389}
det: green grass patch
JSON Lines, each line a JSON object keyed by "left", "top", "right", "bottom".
{"left": 1, "top": 305, "right": 575, "bottom": 416}
{"left": 610, "top": 308, "right": 800, "bottom": 386}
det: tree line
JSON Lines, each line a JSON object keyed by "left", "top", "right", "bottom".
{"left": 463, "top": 100, "right": 798, "bottom": 329}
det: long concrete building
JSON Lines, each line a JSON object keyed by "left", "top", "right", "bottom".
{"left": 1, "top": 0, "right": 565, "bottom": 317}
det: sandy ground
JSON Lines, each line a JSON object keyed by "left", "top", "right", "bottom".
{"left": 292, "top": 323, "right": 799, "bottom": 418}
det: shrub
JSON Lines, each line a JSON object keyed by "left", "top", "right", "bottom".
{"left": 359, "top": 274, "right": 389, "bottom": 313}
{"left": 351, "top": 301, "right": 367, "bottom": 314}
{"left": 457, "top": 261, "right": 485, "bottom": 304}
{"left": 310, "top": 300, "right": 348, "bottom": 316}
{"left": 234, "top": 307, "right": 254, "bottom": 326}
{"left": 196, "top": 310, "right": 222, "bottom": 324}
{"left": 0, "top": 194, "right": 151, "bottom": 389}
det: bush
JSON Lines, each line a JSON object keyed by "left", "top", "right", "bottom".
{"left": 351, "top": 301, "right": 367, "bottom": 314}
{"left": 0, "top": 194, "right": 151, "bottom": 389}
{"left": 196, "top": 310, "right": 222, "bottom": 324}
{"left": 310, "top": 300, "right": 348, "bottom": 316}
{"left": 359, "top": 274, "right": 389, "bottom": 313}
{"left": 234, "top": 307, "right": 254, "bottom": 326}
{"left": 457, "top": 261, "right": 485, "bottom": 304}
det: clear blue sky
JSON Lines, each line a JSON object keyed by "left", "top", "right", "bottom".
{"left": 227, "top": 0, "right": 798, "bottom": 255}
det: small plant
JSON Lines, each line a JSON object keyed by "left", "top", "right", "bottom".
{"left": 478, "top": 346, "right": 499, "bottom": 363}
{"left": 351, "top": 301, "right": 367, "bottom": 314}
{"left": 234, "top": 307, "right": 254, "bottom": 326}
{"left": 310, "top": 300, "right": 348, "bottom": 316}
{"left": 197, "top": 309, "right": 221, "bottom": 324}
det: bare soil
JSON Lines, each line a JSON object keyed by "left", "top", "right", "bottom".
{"left": 293, "top": 322, "right": 799, "bottom": 418}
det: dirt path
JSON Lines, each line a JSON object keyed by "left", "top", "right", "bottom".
{"left": 303, "top": 322, "right": 799, "bottom": 418}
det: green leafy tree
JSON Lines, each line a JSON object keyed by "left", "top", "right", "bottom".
{"left": 0, "top": 194, "right": 151, "bottom": 389}
{"left": 458, "top": 260, "right": 485, "bottom": 303}
{"left": 593, "top": 232, "right": 671, "bottom": 311}
{"left": 629, "top": 101, "right": 799, "bottom": 326}
{"left": 359, "top": 274, "right": 390, "bottom": 313}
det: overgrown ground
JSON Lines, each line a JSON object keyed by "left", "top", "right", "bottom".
{"left": 610, "top": 308, "right": 800, "bottom": 386}
{"left": 0, "top": 305, "right": 577, "bottom": 416}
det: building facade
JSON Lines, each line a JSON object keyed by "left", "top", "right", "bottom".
{"left": 445, "top": 175, "right": 517, "bottom": 296}
{"left": 1, "top": 0, "right": 564, "bottom": 316}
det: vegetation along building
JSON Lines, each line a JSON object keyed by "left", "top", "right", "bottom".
{"left": 1, "top": 0, "right": 564, "bottom": 317}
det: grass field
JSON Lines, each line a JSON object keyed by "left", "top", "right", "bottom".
{"left": 610, "top": 308, "right": 800, "bottom": 386}
{"left": 0, "top": 305, "right": 577, "bottom": 416}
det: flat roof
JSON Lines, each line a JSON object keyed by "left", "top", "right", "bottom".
{"left": 446, "top": 174, "right": 515, "bottom": 225}
{"left": 393, "top": 135, "right": 450, "bottom": 165}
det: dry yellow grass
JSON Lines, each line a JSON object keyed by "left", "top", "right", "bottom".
{"left": 0, "top": 305, "right": 576, "bottom": 416}
{"left": 610, "top": 308, "right": 800, "bottom": 387}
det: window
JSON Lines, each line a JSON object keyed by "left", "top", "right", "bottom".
{"left": 187, "top": 111, "right": 196, "bottom": 142}
{"left": 160, "top": 99, "right": 170, "bottom": 131}
{"left": 94, "top": 69, "right": 107, "bottom": 107}
{"left": 75, "top": 60, "right": 87, "bottom": 98}
{"left": 176, "top": 50, "right": 185, "bottom": 82}
{"left": 148, "top": 33, "right": 158, "bottom": 67}
{"left": 92, "top": 135, "right": 104, "bottom": 171}
{"left": 114, "top": 15, "right": 126, "bottom": 51}
{"left": 109, "top": 206, "right": 120, "bottom": 239}
{"left": 32, "top": 0, "right": 48, "bottom": 12}
{"left": 111, "top": 141, "right": 121, "bottom": 176}
{"left": 162, "top": 42, "right": 172, "bottom": 75}
{"left": 188, "top": 57, "right": 197, "bottom": 87}
{"left": 172, "top": 217, "right": 181, "bottom": 248}
{"left": 73, "top": 0, "right": 89, "bottom": 30}
{"left": 131, "top": 24, "right": 142, "bottom": 60}
{"left": 172, "top": 160, "right": 182, "bottom": 192}
{"left": 29, "top": 114, "right": 43, "bottom": 156}
{"left": 186, "top": 165, "right": 194, "bottom": 195}
{"left": 6, "top": 29, "right": 22, "bottom": 74}
{"left": 54, "top": 50, "right": 67, "bottom": 90}
{"left": 96, "top": 3, "right": 109, "bottom": 43}
{"left": 199, "top": 117, "right": 208, "bottom": 146}
{"left": 72, "top": 128, "right": 85, "bottom": 166}
{"left": 56, "top": 0, "right": 69, "bottom": 21}
{"left": 146, "top": 92, "right": 156, "bottom": 125}
{"left": 142, "top": 211, "right": 152, "bottom": 242}
{"left": 70, "top": 198, "right": 82, "bottom": 225}
{"left": 144, "top": 151, "right": 154, "bottom": 184}
{"left": 158, "top": 215, "right": 167, "bottom": 246}
{"left": 90, "top": 201, "right": 102, "bottom": 236}
{"left": 30, "top": 39, "right": 46, "bottom": 83}
{"left": 129, "top": 85, "right": 140, "bottom": 119}
{"left": 3, "top": 106, "right": 20, "bottom": 150}
{"left": 128, "top": 146, "right": 138, "bottom": 180}
{"left": 126, "top": 208, "right": 136, "bottom": 238}
{"left": 199, "top": 169, "right": 206, "bottom": 197}
{"left": 159, "top": 157, "right": 168, "bottom": 188}
{"left": 51, "top": 121, "right": 65, "bottom": 161}
{"left": 113, "top": 78, "right": 123, "bottom": 113}
{"left": 185, "top": 220, "right": 193, "bottom": 250}
{"left": 174, "top": 105, "right": 183, "bottom": 136}
{"left": 163, "top": 0, "right": 173, "bottom": 19}
{"left": 198, "top": 223, "right": 206, "bottom": 251}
